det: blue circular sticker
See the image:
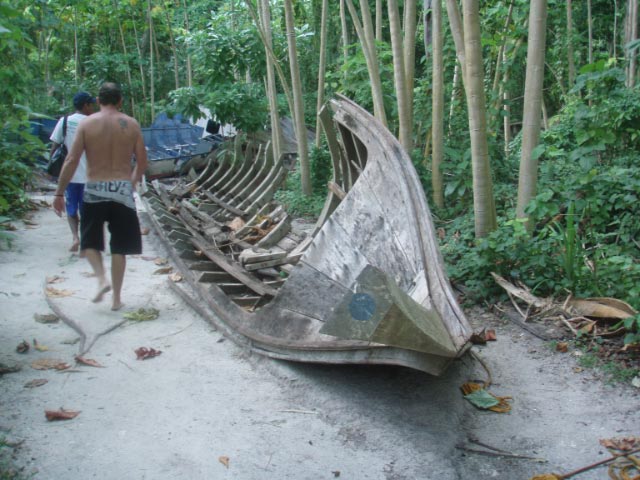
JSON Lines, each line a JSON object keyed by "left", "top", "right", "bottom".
{"left": 349, "top": 293, "right": 376, "bottom": 321}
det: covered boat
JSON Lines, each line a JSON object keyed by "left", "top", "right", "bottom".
{"left": 141, "top": 96, "right": 472, "bottom": 375}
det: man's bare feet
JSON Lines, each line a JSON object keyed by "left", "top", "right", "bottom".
{"left": 69, "top": 240, "right": 80, "bottom": 253}
{"left": 92, "top": 284, "right": 111, "bottom": 303}
{"left": 111, "top": 302, "right": 125, "bottom": 311}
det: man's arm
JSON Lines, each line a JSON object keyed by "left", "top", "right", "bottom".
{"left": 131, "top": 122, "right": 148, "bottom": 186}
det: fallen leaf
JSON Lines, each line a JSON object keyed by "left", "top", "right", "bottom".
{"left": 46, "top": 275, "right": 65, "bottom": 284}
{"left": 124, "top": 308, "right": 160, "bottom": 322}
{"left": 24, "top": 379, "right": 48, "bottom": 388}
{"left": 34, "top": 313, "right": 59, "bottom": 324}
{"left": 4, "top": 223, "right": 16, "bottom": 231}
{"left": 568, "top": 297, "right": 637, "bottom": 320}
{"left": 81, "top": 271, "right": 96, "bottom": 278}
{"left": 169, "top": 273, "right": 183, "bottom": 282}
{"left": 134, "top": 347, "right": 162, "bottom": 360}
{"left": 573, "top": 367, "right": 583, "bottom": 373}
{"left": 74, "top": 356, "right": 104, "bottom": 368}
{"left": 141, "top": 256, "right": 156, "bottom": 261}
{"left": 555, "top": 342, "right": 569, "bottom": 353}
{"left": 218, "top": 456, "right": 230, "bottom": 468}
{"left": 45, "top": 408, "right": 80, "bottom": 421}
{"left": 140, "top": 227, "right": 150, "bottom": 235}
{"left": 461, "top": 382, "right": 512, "bottom": 413}
{"left": 153, "top": 266, "right": 173, "bottom": 275}
{"left": 600, "top": 436, "right": 640, "bottom": 452}
{"left": 485, "top": 329, "right": 497, "bottom": 341}
{"left": 0, "top": 362, "right": 21, "bottom": 375}
{"left": 470, "top": 329, "right": 497, "bottom": 344}
{"left": 23, "top": 219, "right": 38, "bottom": 226}
{"left": 16, "top": 340, "right": 30, "bottom": 354}
{"left": 154, "top": 257, "right": 168, "bottom": 266}
{"left": 529, "top": 475, "right": 562, "bottom": 480}
{"left": 332, "top": 471, "right": 341, "bottom": 477}
{"left": 227, "top": 216, "right": 245, "bottom": 232}
{"left": 45, "top": 287, "right": 74, "bottom": 298}
{"left": 33, "top": 339, "right": 49, "bottom": 352}
{"left": 31, "top": 358, "right": 71, "bottom": 371}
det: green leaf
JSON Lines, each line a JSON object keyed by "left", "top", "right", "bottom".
{"left": 464, "top": 389, "right": 500, "bottom": 409}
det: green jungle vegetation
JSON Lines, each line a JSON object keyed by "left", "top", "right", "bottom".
{"left": 0, "top": 1, "right": 638, "bottom": 368}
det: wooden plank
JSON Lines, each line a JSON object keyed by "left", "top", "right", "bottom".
{"left": 244, "top": 257, "right": 293, "bottom": 271}
{"left": 202, "top": 191, "right": 248, "bottom": 218}
{"left": 198, "top": 271, "right": 235, "bottom": 283}
{"left": 327, "top": 181, "right": 346, "bottom": 200}
{"left": 188, "top": 261, "right": 224, "bottom": 272}
{"left": 240, "top": 250, "right": 288, "bottom": 264}
{"left": 191, "top": 236, "right": 278, "bottom": 297}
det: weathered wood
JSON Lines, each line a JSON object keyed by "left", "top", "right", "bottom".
{"left": 202, "top": 191, "right": 248, "bottom": 218}
{"left": 327, "top": 181, "right": 347, "bottom": 200}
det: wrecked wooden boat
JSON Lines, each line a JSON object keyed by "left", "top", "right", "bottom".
{"left": 141, "top": 96, "right": 472, "bottom": 375}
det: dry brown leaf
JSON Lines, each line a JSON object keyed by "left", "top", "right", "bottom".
{"left": 485, "top": 329, "right": 497, "bottom": 341}
{"left": 23, "top": 219, "right": 38, "bottom": 226}
{"left": 46, "top": 275, "right": 65, "bottom": 284}
{"left": 600, "top": 436, "right": 640, "bottom": 452}
{"left": 34, "top": 313, "right": 59, "bottom": 324}
{"left": 45, "top": 287, "right": 74, "bottom": 298}
{"left": 45, "top": 409, "right": 80, "bottom": 421}
{"left": 218, "top": 456, "right": 230, "bottom": 468}
{"left": 568, "top": 297, "right": 637, "bottom": 320}
{"left": 31, "top": 358, "right": 70, "bottom": 371}
{"left": 154, "top": 257, "right": 168, "bottom": 265}
{"left": 75, "top": 356, "right": 105, "bottom": 368}
{"left": 227, "top": 217, "right": 245, "bottom": 232}
{"left": 24, "top": 379, "right": 48, "bottom": 388}
{"left": 153, "top": 266, "right": 173, "bottom": 275}
{"left": 134, "top": 347, "right": 162, "bottom": 360}
{"left": 16, "top": 340, "right": 30, "bottom": 354}
{"left": 140, "top": 227, "right": 151, "bottom": 235}
{"left": 556, "top": 342, "right": 569, "bottom": 353}
{"left": 169, "top": 273, "right": 183, "bottom": 282}
{"left": 33, "top": 339, "right": 49, "bottom": 352}
{"left": 529, "top": 475, "right": 561, "bottom": 480}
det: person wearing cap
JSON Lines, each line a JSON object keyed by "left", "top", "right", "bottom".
{"left": 49, "top": 91, "right": 96, "bottom": 252}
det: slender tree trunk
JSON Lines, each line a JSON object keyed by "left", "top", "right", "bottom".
{"left": 376, "top": 0, "right": 383, "bottom": 40}
{"left": 345, "top": 0, "right": 388, "bottom": 125}
{"left": 114, "top": 1, "right": 136, "bottom": 115}
{"left": 132, "top": 20, "right": 148, "bottom": 115}
{"left": 388, "top": 0, "right": 411, "bottom": 151}
{"left": 516, "top": 0, "right": 548, "bottom": 224}
{"left": 503, "top": 47, "right": 511, "bottom": 157}
{"left": 567, "top": 0, "right": 575, "bottom": 86}
{"left": 448, "top": 63, "right": 460, "bottom": 133}
{"left": 74, "top": 7, "right": 80, "bottom": 84}
{"left": 340, "top": 0, "right": 350, "bottom": 84}
{"left": 148, "top": 0, "right": 155, "bottom": 123}
{"left": 424, "top": 0, "right": 433, "bottom": 59}
{"left": 259, "top": 0, "right": 283, "bottom": 159}
{"left": 182, "top": 0, "right": 193, "bottom": 87}
{"left": 462, "top": 0, "right": 497, "bottom": 237}
{"left": 626, "top": 0, "right": 638, "bottom": 87}
{"left": 316, "top": 0, "right": 329, "bottom": 147}
{"left": 403, "top": 0, "right": 417, "bottom": 151}
{"left": 431, "top": 0, "right": 444, "bottom": 208}
{"left": 284, "top": 0, "right": 312, "bottom": 195}
{"left": 163, "top": 8, "right": 180, "bottom": 89}
{"left": 588, "top": 0, "right": 593, "bottom": 65}
{"left": 445, "top": 0, "right": 466, "bottom": 85}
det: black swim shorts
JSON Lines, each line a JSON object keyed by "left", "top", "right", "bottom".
{"left": 80, "top": 181, "right": 142, "bottom": 255}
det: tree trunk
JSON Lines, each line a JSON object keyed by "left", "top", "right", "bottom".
{"left": 316, "top": 0, "right": 329, "bottom": 147}
{"left": 626, "top": 0, "right": 638, "bottom": 87}
{"left": 376, "top": 0, "right": 383, "bottom": 40}
{"left": 503, "top": 47, "right": 511, "bottom": 157}
{"left": 163, "top": 7, "right": 180, "bottom": 89}
{"left": 516, "top": 0, "right": 548, "bottom": 224}
{"left": 284, "top": 0, "right": 312, "bottom": 195}
{"left": 431, "top": 0, "right": 444, "bottom": 208}
{"left": 462, "top": 0, "right": 497, "bottom": 237}
{"left": 388, "top": 0, "right": 411, "bottom": 151}
{"left": 132, "top": 19, "right": 148, "bottom": 118}
{"left": 113, "top": 1, "right": 136, "bottom": 115}
{"left": 340, "top": 0, "right": 350, "bottom": 84}
{"left": 148, "top": 0, "right": 155, "bottom": 123}
{"left": 260, "top": 0, "right": 283, "bottom": 159}
{"left": 345, "top": 0, "right": 388, "bottom": 125}
{"left": 567, "top": 0, "right": 575, "bottom": 86}
{"left": 182, "top": 0, "right": 193, "bottom": 87}
{"left": 403, "top": 0, "right": 417, "bottom": 151}
{"left": 445, "top": 0, "right": 466, "bottom": 85}
{"left": 424, "top": 0, "right": 432, "bottom": 59}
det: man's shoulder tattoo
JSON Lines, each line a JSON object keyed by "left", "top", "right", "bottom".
{"left": 118, "top": 118, "right": 128, "bottom": 130}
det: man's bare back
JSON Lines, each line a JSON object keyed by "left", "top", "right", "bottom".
{"left": 78, "top": 110, "right": 147, "bottom": 182}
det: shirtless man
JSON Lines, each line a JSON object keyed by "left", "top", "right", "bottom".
{"left": 53, "top": 82, "right": 148, "bottom": 311}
